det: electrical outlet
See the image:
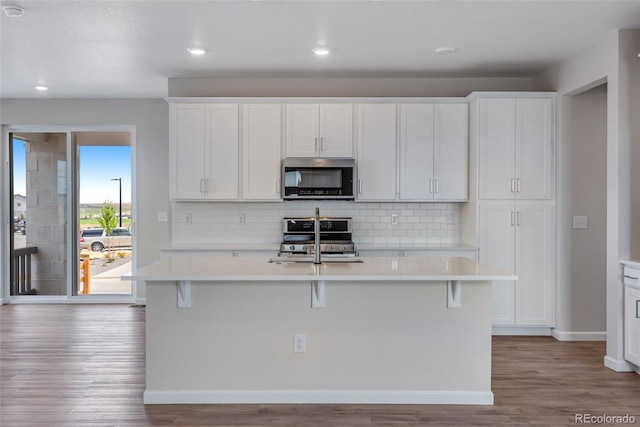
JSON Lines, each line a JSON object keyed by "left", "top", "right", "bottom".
{"left": 238, "top": 214, "right": 245, "bottom": 225}
{"left": 157, "top": 212, "right": 168, "bottom": 222}
{"left": 391, "top": 214, "right": 398, "bottom": 226}
{"left": 446, "top": 213, "right": 454, "bottom": 225}
{"left": 573, "top": 215, "right": 588, "bottom": 229}
{"left": 185, "top": 213, "right": 192, "bottom": 225}
{"left": 293, "top": 334, "right": 306, "bottom": 353}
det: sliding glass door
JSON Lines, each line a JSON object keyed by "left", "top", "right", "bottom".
{"left": 4, "top": 127, "right": 135, "bottom": 302}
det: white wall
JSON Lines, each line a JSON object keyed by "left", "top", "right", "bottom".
{"left": 534, "top": 29, "right": 640, "bottom": 367}
{"left": 168, "top": 76, "right": 534, "bottom": 98}
{"left": 554, "top": 85, "right": 607, "bottom": 337}
{"left": 1, "top": 99, "right": 170, "bottom": 302}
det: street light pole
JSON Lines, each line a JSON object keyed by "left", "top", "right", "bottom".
{"left": 111, "top": 178, "right": 122, "bottom": 227}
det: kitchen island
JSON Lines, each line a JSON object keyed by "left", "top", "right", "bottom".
{"left": 126, "top": 256, "right": 515, "bottom": 405}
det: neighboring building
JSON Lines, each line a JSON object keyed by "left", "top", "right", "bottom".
{"left": 13, "top": 194, "right": 26, "bottom": 220}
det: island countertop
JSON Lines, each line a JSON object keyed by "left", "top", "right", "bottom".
{"left": 125, "top": 255, "right": 515, "bottom": 282}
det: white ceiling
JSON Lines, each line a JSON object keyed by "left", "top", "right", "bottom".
{"left": 1, "top": 0, "right": 640, "bottom": 98}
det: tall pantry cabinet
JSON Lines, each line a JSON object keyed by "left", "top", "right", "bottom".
{"left": 469, "top": 93, "right": 556, "bottom": 332}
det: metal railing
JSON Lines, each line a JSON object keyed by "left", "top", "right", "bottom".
{"left": 11, "top": 246, "right": 37, "bottom": 295}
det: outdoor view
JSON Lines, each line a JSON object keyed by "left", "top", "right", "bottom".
{"left": 12, "top": 136, "right": 132, "bottom": 296}
{"left": 77, "top": 145, "right": 132, "bottom": 295}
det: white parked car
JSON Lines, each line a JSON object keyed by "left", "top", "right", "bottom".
{"left": 80, "top": 227, "right": 131, "bottom": 252}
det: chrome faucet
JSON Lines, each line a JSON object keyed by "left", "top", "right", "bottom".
{"left": 314, "top": 207, "right": 321, "bottom": 264}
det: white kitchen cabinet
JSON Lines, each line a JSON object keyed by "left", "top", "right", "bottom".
{"left": 242, "top": 104, "right": 283, "bottom": 201}
{"left": 624, "top": 271, "right": 640, "bottom": 366}
{"left": 399, "top": 103, "right": 468, "bottom": 201}
{"left": 478, "top": 97, "right": 554, "bottom": 200}
{"left": 479, "top": 202, "right": 554, "bottom": 326}
{"left": 170, "top": 104, "right": 239, "bottom": 200}
{"left": 285, "top": 104, "right": 353, "bottom": 158}
{"left": 356, "top": 104, "right": 397, "bottom": 201}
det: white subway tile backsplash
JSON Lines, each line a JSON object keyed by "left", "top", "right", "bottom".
{"left": 171, "top": 201, "right": 461, "bottom": 248}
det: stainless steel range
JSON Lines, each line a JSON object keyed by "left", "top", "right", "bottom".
{"left": 279, "top": 217, "right": 356, "bottom": 256}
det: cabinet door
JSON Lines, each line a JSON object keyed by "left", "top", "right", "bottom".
{"left": 515, "top": 98, "right": 554, "bottom": 199}
{"left": 170, "top": 104, "right": 206, "bottom": 200}
{"left": 514, "top": 203, "right": 555, "bottom": 326}
{"left": 356, "top": 104, "right": 397, "bottom": 201}
{"left": 242, "top": 104, "right": 282, "bottom": 200}
{"left": 478, "top": 98, "right": 516, "bottom": 200}
{"left": 434, "top": 103, "right": 468, "bottom": 201}
{"left": 399, "top": 104, "right": 435, "bottom": 200}
{"left": 285, "top": 104, "right": 319, "bottom": 157}
{"left": 624, "top": 286, "right": 640, "bottom": 366}
{"left": 478, "top": 203, "right": 515, "bottom": 325}
{"left": 205, "top": 104, "right": 239, "bottom": 200}
{"left": 319, "top": 104, "right": 353, "bottom": 157}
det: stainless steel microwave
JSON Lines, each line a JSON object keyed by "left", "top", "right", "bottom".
{"left": 282, "top": 158, "right": 356, "bottom": 200}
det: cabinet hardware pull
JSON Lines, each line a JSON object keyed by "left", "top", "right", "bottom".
{"left": 358, "top": 179, "right": 362, "bottom": 194}
{"left": 516, "top": 211, "right": 520, "bottom": 226}
{"left": 435, "top": 179, "right": 439, "bottom": 194}
{"left": 624, "top": 275, "right": 639, "bottom": 280}
{"left": 429, "top": 179, "right": 433, "bottom": 193}
{"left": 315, "top": 137, "right": 318, "bottom": 152}
{"left": 517, "top": 178, "right": 521, "bottom": 193}
{"left": 205, "top": 179, "right": 210, "bottom": 193}
{"left": 200, "top": 179, "right": 204, "bottom": 194}
{"left": 510, "top": 211, "right": 514, "bottom": 226}
{"left": 320, "top": 136, "right": 324, "bottom": 151}
{"left": 511, "top": 178, "right": 515, "bottom": 193}
{"left": 636, "top": 300, "right": 639, "bottom": 319}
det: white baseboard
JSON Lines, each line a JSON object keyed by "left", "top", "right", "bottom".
{"left": 143, "top": 390, "right": 495, "bottom": 405}
{"left": 0, "top": 297, "right": 5, "bottom": 305}
{"left": 551, "top": 330, "right": 606, "bottom": 341}
{"left": 492, "top": 326, "right": 552, "bottom": 336}
{"left": 134, "top": 298, "right": 146, "bottom": 306}
{"left": 604, "top": 356, "right": 639, "bottom": 373}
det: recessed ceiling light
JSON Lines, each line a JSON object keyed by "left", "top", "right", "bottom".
{"left": 34, "top": 85, "right": 48, "bottom": 91}
{"left": 187, "top": 47, "right": 207, "bottom": 55}
{"left": 435, "top": 47, "right": 457, "bottom": 55}
{"left": 313, "top": 47, "right": 330, "bottom": 56}
{"left": 3, "top": 5, "right": 23, "bottom": 18}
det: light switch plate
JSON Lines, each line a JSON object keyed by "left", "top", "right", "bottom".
{"left": 573, "top": 215, "right": 588, "bottom": 229}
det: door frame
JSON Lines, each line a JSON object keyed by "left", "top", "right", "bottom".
{"left": 2, "top": 124, "right": 137, "bottom": 304}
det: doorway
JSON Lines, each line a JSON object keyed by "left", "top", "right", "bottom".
{"left": 76, "top": 132, "right": 132, "bottom": 296}
{"left": 5, "top": 127, "right": 135, "bottom": 302}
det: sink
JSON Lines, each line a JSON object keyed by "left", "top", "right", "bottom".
{"left": 269, "top": 256, "right": 364, "bottom": 264}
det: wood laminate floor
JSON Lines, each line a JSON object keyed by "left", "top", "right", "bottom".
{"left": 1, "top": 304, "right": 638, "bottom": 427}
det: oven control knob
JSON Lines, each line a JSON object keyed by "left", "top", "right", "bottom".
{"left": 301, "top": 245, "right": 307, "bottom": 251}
{"left": 326, "top": 245, "right": 332, "bottom": 251}
{"left": 289, "top": 245, "right": 295, "bottom": 251}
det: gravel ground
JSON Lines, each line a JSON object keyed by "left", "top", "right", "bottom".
{"left": 88, "top": 253, "right": 131, "bottom": 276}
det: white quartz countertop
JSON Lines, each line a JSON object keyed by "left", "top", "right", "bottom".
{"left": 125, "top": 255, "right": 515, "bottom": 282}
{"left": 620, "top": 259, "right": 640, "bottom": 269}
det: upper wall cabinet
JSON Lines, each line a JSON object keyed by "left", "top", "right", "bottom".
{"left": 477, "top": 97, "right": 554, "bottom": 200}
{"left": 242, "top": 104, "right": 283, "bottom": 201}
{"left": 356, "top": 104, "right": 397, "bottom": 201}
{"left": 285, "top": 104, "right": 353, "bottom": 158}
{"left": 170, "top": 104, "right": 239, "bottom": 200}
{"left": 399, "top": 103, "right": 468, "bottom": 201}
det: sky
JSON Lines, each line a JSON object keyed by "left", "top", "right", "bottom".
{"left": 13, "top": 139, "right": 131, "bottom": 204}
